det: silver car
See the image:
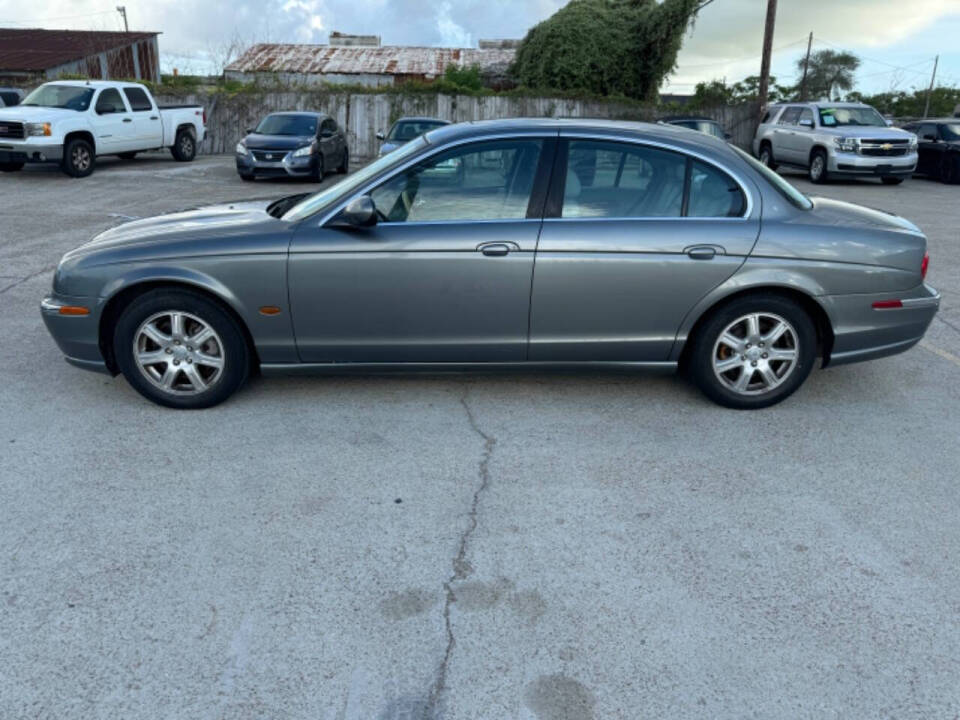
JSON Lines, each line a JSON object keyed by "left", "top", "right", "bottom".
{"left": 41, "top": 119, "right": 939, "bottom": 409}
{"left": 753, "top": 102, "right": 918, "bottom": 185}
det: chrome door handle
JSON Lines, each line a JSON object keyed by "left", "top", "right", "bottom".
{"left": 477, "top": 241, "right": 518, "bottom": 256}
{"left": 150, "top": 116, "right": 158, "bottom": 120}
{"left": 122, "top": 118, "right": 132, "bottom": 123}
{"left": 686, "top": 245, "right": 717, "bottom": 260}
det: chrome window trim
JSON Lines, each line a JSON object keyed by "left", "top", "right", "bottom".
{"left": 314, "top": 129, "right": 757, "bottom": 227}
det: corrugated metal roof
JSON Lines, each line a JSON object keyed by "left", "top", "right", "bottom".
{"left": 0, "top": 29, "right": 158, "bottom": 72}
{"left": 226, "top": 44, "right": 516, "bottom": 77}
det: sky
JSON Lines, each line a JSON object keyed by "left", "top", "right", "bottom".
{"left": 1, "top": 0, "right": 959, "bottom": 96}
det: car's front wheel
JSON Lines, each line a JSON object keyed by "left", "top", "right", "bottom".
{"left": 113, "top": 289, "right": 250, "bottom": 409}
{"left": 689, "top": 294, "right": 817, "bottom": 409}
{"left": 809, "top": 149, "right": 829, "bottom": 184}
{"left": 62, "top": 138, "right": 95, "bottom": 177}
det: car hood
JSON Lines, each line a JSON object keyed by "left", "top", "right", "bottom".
{"left": 0, "top": 106, "right": 87, "bottom": 123}
{"left": 243, "top": 133, "right": 314, "bottom": 151}
{"left": 62, "top": 198, "right": 291, "bottom": 264}
{"left": 807, "top": 197, "right": 922, "bottom": 235}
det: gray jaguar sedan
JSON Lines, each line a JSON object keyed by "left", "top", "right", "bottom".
{"left": 41, "top": 119, "right": 940, "bottom": 409}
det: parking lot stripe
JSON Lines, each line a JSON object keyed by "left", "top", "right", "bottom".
{"left": 920, "top": 341, "right": 960, "bottom": 369}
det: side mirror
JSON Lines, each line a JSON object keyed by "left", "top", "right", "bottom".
{"left": 799, "top": 119, "right": 814, "bottom": 128}
{"left": 245, "top": 127, "right": 255, "bottom": 134}
{"left": 376, "top": 131, "right": 385, "bottom": 141}
{"left": 330, "top": 196, "right": 377, "bottom": 229}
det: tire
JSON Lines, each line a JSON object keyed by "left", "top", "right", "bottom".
{"left": 939, "top": 155, "right": 957, "bottom": 184}
{"left": 808, "top": 148, "right": 829, "bottom": 184}
{"left": 118, "top": 152, "right": 137, "bottom": 160}
{"left": 688, "top": 294, "right": 817, "bottom": 410}
{"left": 239, "top": 173, "right": 255, "bottom": 182}
{"left": 0, "top": 161, "right": 24, "bottom": 172}
{"left": 758, "top": 142, "right": 777, "bottom": 171}
{"left": 61, "top": 138, "right": 96, "bottom": 178}
{"left": 309, "top": 156, "right": 324, "bottom": 183}
{"left": 171, "top": 130, "right": 197, "bottom": 162}
{"left": 881, "top": 176, "right": 904, "bottom": 185}
{"left": 337, "top": 148, "right": 349, "bottom": 174}
{"left": 113, "top": 289, "right": 250, "bottom": 409}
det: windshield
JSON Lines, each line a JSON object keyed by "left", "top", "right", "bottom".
{"left": 940, "top": 124, "right": 960, "bottom": 141}
{"left": 21, "top": 85, "right": 94, "bottom": 112}
{"left": 818, "top": 106, "right": 886, "bottom": 128}
{"left": 387, "top": 120, "right": 446, "bottom": 142}
{"left": 731, "top": 146, "right": 812, "bottom": 211}
{"left": 283, "top": 136, "right": 429, "bottom": 222}
{"left": 255, "top": 114, "right": 318, "bottom": 136}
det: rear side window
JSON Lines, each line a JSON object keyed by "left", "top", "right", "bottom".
{"left": 688, "top": 161, "right": 746, "bottom": 218}
{"left": 562, "top": 140, "right": 686, "bottom": 218}
{"left": 95, "top": 88, "right": 126, "bottom": 114}
{"left": 123, "top": 87, "right": 152, "bottom": 112}
{"left": 777, "top": 107, "right": 801, "bottom": 125}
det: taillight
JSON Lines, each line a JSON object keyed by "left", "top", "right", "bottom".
{"left": 872, "top": 300, "right": 903, "bottom": 309}
{"left": 921, "top": 251, "right": 929, "bottom": 279}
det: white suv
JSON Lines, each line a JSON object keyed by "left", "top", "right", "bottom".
{"left": 753, "top": 102, "right": 918, "bottom": 185}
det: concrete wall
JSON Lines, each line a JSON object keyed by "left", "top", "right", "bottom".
{"left": 156, "top": 90, "right": 759, "bottom": 159}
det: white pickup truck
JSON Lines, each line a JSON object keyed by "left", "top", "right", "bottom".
{"left": 0, "top": 80, "right": 206, "bottom": 178}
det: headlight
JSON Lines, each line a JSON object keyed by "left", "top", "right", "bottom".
{"left": 292, "top": 143, "right": 315, "bottom": 158}
{"left": 25, "top": 122, "right": 52, "bottom": 137}
{"left": 833, "top": 137, "right": 859, "bottom": 153}
{"left": 235, "top": 142, "right": 247, "bottom": 155}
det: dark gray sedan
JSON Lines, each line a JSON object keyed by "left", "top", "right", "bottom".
{"left": 42, "top": 119, "right": 940, "bottom": 409}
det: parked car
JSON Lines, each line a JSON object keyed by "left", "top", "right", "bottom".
{"left": 235, "top": 112, "right": 348, "bottom": 182}
{"left": 0, "top": 88, "right": 25, "bottom": 108}
{"left": 899, "top": 119, "right": 960, "bottom": 183}
{"left": 41, "top": 119, "right": 938, "bottom": 410}
{"left": 377, "top": 116, "right": 449, "bottom": 156}
{"left": 661, "top": 116, "right": 730, "bottom": 140}
{"left": 0, "top": 80, "right": 204, "bottom": 177}
{"left": 753, "top": 102, "right": 918, "bottom": 184}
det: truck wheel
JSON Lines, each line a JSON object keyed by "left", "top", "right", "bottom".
{"left": 118, "top": 152, "right": 137, "bottom": 160}
{"left": 0, "top": 162, "right": 24, "bottom": 172}
{"left": 808, "top": 149, "right": 829, "bottom": 184}
{"left": 61, "top": 138, "right": 96, "bottom": 178}
{"left": 758, "top": 142, "right": 777, "bottom": 171}
{"left": 171, "top": 130, "right": 196, "bottom": 162}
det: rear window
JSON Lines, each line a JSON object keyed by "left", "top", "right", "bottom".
{"left": 732, "top": 146, "right": 812, "bottom": 211}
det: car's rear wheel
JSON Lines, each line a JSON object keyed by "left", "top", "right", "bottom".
{"left": 689, "top": 294, "right": 817, "bottom": 409}
{"left": 337, "top": 149, "right": 349, "bottom": 174}
{"left": 61, "top": 138, "right": 95, "bottom": 178}
{"left": 758, "top": 142, "right": 777, "bottom": 171}
{"left": 113, "top": 289, "right": 250, "bottom": 409}
{"left": 171, "top": 130, "right": 197, "bottom": 162}
{"left": 0, "top": 161, "right": 24, "bottom": 172}
{"left": 809, "top": 149, "right": 829, "bottom": 184}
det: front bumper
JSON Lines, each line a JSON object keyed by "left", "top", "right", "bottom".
{"left": 822, "top": 283, "right": 940, "bottom": 367}
{"left": 829, "top": 150, "right": 917, "bottom": 177}
{"left": 40, "top": 293, "right": 110, "bottom": 374}
{"left": 0, "top": 139, "right": 64, "bottom": 164}
{"left": 236, "top": 150, "right": 317, "bottom": 178}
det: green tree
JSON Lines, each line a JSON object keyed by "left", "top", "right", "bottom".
{"left": 798, "top": 49, "right": 860, "bottom": 100}
{"left": 511, "top": 0, "right": 705, "bottom": 101}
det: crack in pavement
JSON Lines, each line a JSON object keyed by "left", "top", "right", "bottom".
{"left": 933, "top": 314, "right": 960, "bottom": 337}
{"left": 0, "top": 265, "right": 56, "bottom": 296}
{"left": 424, "top": 386, "right": 496, "bottom": 719}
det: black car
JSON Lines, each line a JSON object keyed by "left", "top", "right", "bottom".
{"left": 901, "top": 119, "right": 960, "bottom": 183}
{"left": 661, "top": 116, "right": 730, "bottom": 141}
{"left": 235, "top": 112, "right": 348, "bottom": 182}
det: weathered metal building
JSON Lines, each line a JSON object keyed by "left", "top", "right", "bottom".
{"left": 224, "top": 43, "right": 517, "bottom": 88}
{"left": 0, "top": 29, "right": 160, "bottom": 84}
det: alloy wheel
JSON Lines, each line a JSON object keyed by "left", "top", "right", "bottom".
{"left": 133, "top": 310, "right": 225, "bottom": 395}
{"left": 72, "top": 146, "right": 91, "bottom": 172}
{"left": 180, "top": 135, "right": 194, "bottom": 157}
{"left": 810, "top": 155, "right": 824, "bottom": 181}
{"left": 712, "top": 312, "right": 799, "bottom": 396}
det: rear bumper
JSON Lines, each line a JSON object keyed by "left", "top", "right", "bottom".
{"left": 0, "top": 140, "right": 63, "bottom": 163}
{"left": 822, "top": 283, "right": 940, "bottom": 367}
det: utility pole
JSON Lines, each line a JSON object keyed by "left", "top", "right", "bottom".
{"left": 116, "top": 6, "right": 128, "bottom": 32}
{"left": 757, "top": 0, "right": 778, "bottom": 124}
{"left": 800, "top": 31, "right": 813, "bottom": 101}
{"left": 923, "top": 55, "right": 939, "bottom": 119}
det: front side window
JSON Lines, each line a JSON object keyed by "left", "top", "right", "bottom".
{"left": 123, "top": 87, "right": 152, "bottom": 112}
{"left": 95, "top": 88, "right": 126, "bottom": 114}
{"left": 21, "top": 84, "right": 93, "bottom": 112}
{"left": 940, "top": 124, "right": 960, "bottom": 141}
{"left": 370, "top": 139, "right": 543, "bottom": 223}
{"left": 561, "top": 140, "right": 686, "bottom": 218}
{"left": 320, "top": 118, "right": 337, "bottom": 135}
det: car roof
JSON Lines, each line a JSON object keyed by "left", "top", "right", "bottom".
{"left": 264, "top": 111, "right": 328, "bottom": 119}
{"left": 661, "top": 116, "right": 720, "bottom": 123}
{"left": 39, "top": 80, "right": 144, "bottom": 89}
{"left": 392, "top": 116, "right": 449, "bottom": 124}
{"left": 773, "top": 101, "right": 872, "bottom": 109}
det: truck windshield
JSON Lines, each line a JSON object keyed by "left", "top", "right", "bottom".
{"left": 818, "top": 106, "right": 886, "bottom": 127}
{"left": 283, "top": 137, "right": 428, "bottom": 222}
{"left": 21, "top": 85, "right": 94, "bottom": 112}
{"left": 255, "top": 114, "right": 318, "bottom": 136}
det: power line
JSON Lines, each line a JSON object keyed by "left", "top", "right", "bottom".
{"left": 675, "top": 37, "right": 809, "bottom": 71}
